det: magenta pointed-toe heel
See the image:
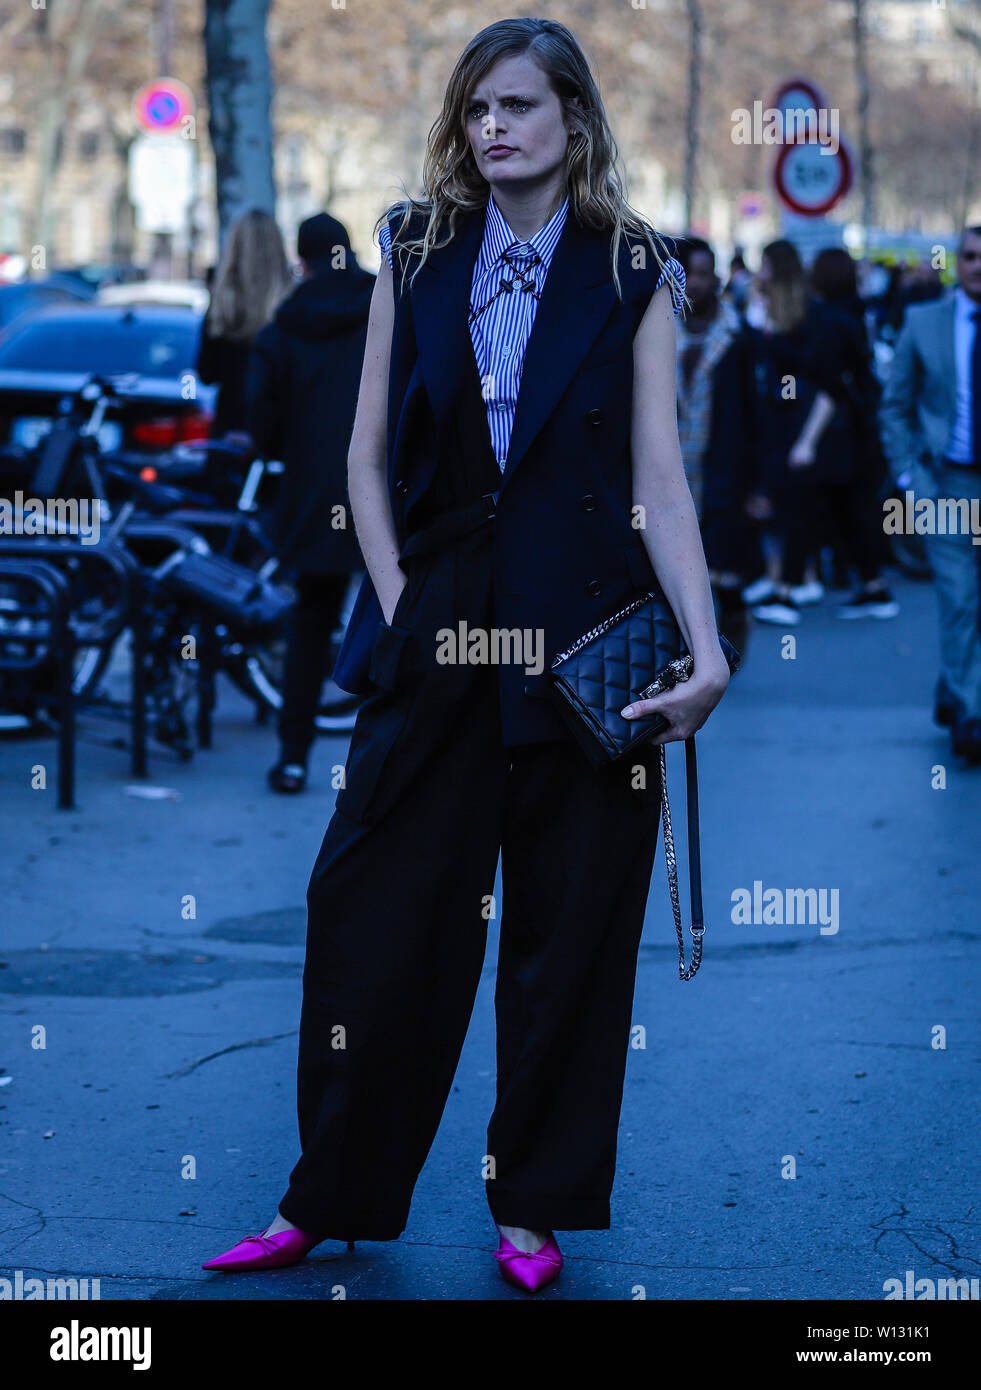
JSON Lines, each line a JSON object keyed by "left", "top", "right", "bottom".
{"left": 202, "top": 1224, "right": 334, "bottom": 1272}
{"left": 494, "top": 1229, "right": 563, "bottom": 1293}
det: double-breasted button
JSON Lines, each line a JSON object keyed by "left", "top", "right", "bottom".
{"left": 579, "top": 494, "right": 597, "bottom": 512}
{"left": 585, "top": 407, "right": 604, "bottom": 426}
{"left": 585, "top": 578, "right": 602, "bottom": 596}
{"left": 395, "top": 478, "right": 408, "bottom": 495}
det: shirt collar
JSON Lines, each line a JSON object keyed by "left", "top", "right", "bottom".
{"left": 477, "top": 192, "right": 569, "bottom": 274}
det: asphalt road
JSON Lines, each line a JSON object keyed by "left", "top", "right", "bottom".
{"left": 1, "top": 571, "right": 979, "bottom": 1301}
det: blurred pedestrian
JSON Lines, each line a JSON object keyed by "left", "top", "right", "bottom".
{"left": 196, "top": 209, "right": 294, "bottom": 438}
{"left": 880, "top": 262, "right": 906, "bottom": 316}
{"left": 880, "top": 224, "right": 981, "bottom": 764}
{"left": 245, "top": 213, "right": 374, "bottom": 793}
{"left": 675, "top": 234, "right": 758, "bottom": 654}
{"left": 723, "top": 250, "right": 753, "bottom": 316}
{"left": 745, "top": 240, "right": 898, "bottom": 624}
{"left": 899, "top": 258, "right": 945, "bottom": 313}
{"left": 808, "top": 247, "right": 896, "bottom": 616}
{"left": 742, "top": 240, "right": 821, "bottom": 621}
{"left": 203, "top": 15, "right": 729, "bottom": 1291}
{"left": 862, "top": 260, "right": 906, "bottom": 386}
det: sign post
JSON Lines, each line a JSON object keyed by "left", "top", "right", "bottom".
{"left": 129, "top": 79, "right": 196, "bottom": 279}
{"left": 769, "top": 75, "right": 854, "bottom": 264}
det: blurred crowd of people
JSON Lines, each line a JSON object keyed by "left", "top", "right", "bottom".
{"left": 677, "top": 224, "right": 981, "bottom": 764}
{"left": 678, "top": 236, "right": 911, "bottom": 641}
{"left": 194, "top": 207, "right": 981, "bottom": 775}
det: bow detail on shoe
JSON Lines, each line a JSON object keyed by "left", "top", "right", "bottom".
{"left": 496, "top": 1242, "right": 561, "bottom": 1267}
{"left": 236, "top": 1232, "right": 282, "bottom": 1254}
{"left": 493, "top": 1231, "right": 563, "bottom": 1292}
{"left": 201, "top": 1224, "right": 320, "bottom": 1272}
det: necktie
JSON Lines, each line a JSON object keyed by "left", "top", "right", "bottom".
{"left": 967, "top": 307, "right": 972, "bottom": 464}
{"left": 469, "top": 243, "right": 540, "bottom": 327}
{"left": 500, "top": 242, "right": 540, "bottom": 291}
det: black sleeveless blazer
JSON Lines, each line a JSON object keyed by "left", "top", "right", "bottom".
{"left": 333, "top": 201, "right": 677, "bottom": 746}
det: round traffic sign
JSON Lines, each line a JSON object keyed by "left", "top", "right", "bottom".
{"left": 769, "top": 77, "right": 832, "bottom": 148}
{"left": 134, "top": 78, "right": 194, "bottom": 133}
{"left": 773, "top": 138, "right": 853, "bottom": 217}
{"left": 770, "top": 77, "right": 829, "bottom": 116}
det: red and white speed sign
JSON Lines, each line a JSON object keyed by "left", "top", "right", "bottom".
{"left": 773, "top": 138, "right": 853, "bottom": 217}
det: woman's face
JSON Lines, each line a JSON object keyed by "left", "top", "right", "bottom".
{"left": 464, "top": 53, "right": 574, "bottom": 195}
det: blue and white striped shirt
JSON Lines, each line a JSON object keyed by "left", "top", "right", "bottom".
{"left": 380, "top": 194, "right": 686, "bottom": 470}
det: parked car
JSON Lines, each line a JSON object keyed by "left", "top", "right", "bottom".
{"left": 0, "top": 305, "right": 215, "bottom": 455}
{"left": 97, "top": 280, "right": 210, "bottom": 314}
{"left": 56, "top": 263, "right": 146, "bottom": 291}
{"left": 0, "top": 276, "right": 95, "bottom": 341}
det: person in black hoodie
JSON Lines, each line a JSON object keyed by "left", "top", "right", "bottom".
{"left": 246, "top": 212, "right": 375, "bottom": 793}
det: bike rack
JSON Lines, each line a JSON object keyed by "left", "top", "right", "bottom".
{"left": 0, "top": 559, "right": 76, "bottom": 808}
{"left": 162, "top": 509, "right": 272, "bottom": 562}
{"left": 122, "top": 520, "right": 219, "bottom": 750}
{"left": 0, "top": 538, "right": 148, "bottom": 779}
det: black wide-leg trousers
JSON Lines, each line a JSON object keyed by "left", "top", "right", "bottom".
{"left": 278, "top": 535, "right": 663, "bottom": 1240}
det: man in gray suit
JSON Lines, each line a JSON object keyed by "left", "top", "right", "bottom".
{"left": 880, "top": 226, "right": 981, "bottom": 764}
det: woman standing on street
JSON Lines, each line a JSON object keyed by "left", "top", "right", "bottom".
{"left": 746, "top": 241, "right": 898, "bottom": 624}
{"left": 196, "top": 208, "right": 294, "bottom": 438}
{"left": 806, "top": 247, "right": 898, "bottom": 620}
{"left": 203, "top": 16, "right": 731, "bottom": 1294}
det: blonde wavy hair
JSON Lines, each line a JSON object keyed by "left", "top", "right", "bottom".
{"left": 758, "top": 239, "right": 810, "bottom": 334}
{"left": 376, "top": 16, "right": 686, "bottom": 308}
{"left": 206, "top": 209, "right": 295, "bottom": 341}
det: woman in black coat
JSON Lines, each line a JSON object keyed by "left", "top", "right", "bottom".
{"left": 203, "top": 16, "right": 730, "bottom": 1294}
{"left": 747, "top": 242, "right": 897, "bottom": 623}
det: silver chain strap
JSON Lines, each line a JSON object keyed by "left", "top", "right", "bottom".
{"left": 551, "top": 589, "right": 703, "bottom": 979}
{"left": 550, "top": 590, "right": 656, "bottom": 666}
{"left": 658, "top": 744, "right": 703, "bottom": 980}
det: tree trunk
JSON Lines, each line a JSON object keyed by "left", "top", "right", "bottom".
{"left": 949, "top": 3, "right": 981, "bottom": 229}
{"left": 204, "top": 0, "right": 277, "bottom": 247}
{"left": 28, "top": 0, "right": 107, "bottom": 265}
{"left": 684, "top": 0, "right": 703, "bottom": 231}
{"left": 853, "top": 0, "right": 875, "bottom": 252}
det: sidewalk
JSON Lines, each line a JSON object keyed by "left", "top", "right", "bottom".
{"left": 1, "top": 573, "right": 979, "bottom": 1299}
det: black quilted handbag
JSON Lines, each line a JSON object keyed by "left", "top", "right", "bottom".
{"left": 549, "top": 588, "right": 741, "bottom": 979}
